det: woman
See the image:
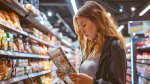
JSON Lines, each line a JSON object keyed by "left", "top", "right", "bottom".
{"left": 56, "top": 1, "right": 126, "bottom": 84}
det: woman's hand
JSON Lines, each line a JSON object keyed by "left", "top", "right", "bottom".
{"left": 69, "top": 73, "right": 94, "bottom": 84}
{"left": 56, "top": 69, "right": 65, "bottom": 80}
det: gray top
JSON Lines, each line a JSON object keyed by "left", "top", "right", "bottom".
{"left": 79, "top": 58, "right": 105, "bottom": 84}
{"left": 80, "top": 58, "right": 99, "bottom": 78}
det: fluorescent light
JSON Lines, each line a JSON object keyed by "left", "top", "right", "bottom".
{"left": 48, "top": 11, "right": 52, "bottom": 16}
{"left": 107, "top": 12, "right": 111, "bottom": 16}
{"left": 70, "top": 0, "right": 78, "bottom": 14}
{"left": 139, "top": 4, "right": 150, "bottom": 16}
{"left": 117, "top": 25, "right": 124, "bottom": 32}
{"left": 131, "top": 7, "right": 136, "bottom": 11}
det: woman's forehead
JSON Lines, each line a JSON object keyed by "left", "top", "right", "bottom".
{"left": 77, "top": 17, "right": 88, "bottom": 23}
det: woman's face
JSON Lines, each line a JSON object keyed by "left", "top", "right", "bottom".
{"left": 77, "top": 17, "right": 98, "bottom": 40}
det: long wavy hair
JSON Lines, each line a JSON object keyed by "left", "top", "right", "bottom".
{"left": 73, "top": 1, "right": 126, "bottom": 59}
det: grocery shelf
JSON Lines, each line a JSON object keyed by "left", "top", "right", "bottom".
{"left": 0, "top": 20, "right": 28, "bottom": 36}
{"left": 0, "top": 0, "right": 28, "bottom": 17}
{"left": 0, "top": 70, "right": 52, "bottom": 84}
{"left": 0, "top": 50, "right": 50, "bottom": 59}
{"left": 26, "top": 16, "right": 51, "bottom": 35}
{"left": 28, "top": 70, "right": 52, "bottom": 78}
{"left": 29, "top": 34, "right": 52, "bottom": 47}
{"left": 137, "top": 73, "right": 150, "bottom": 80}
{"left": 137, "top": 45, "right": 150, "bottom": 52}
{"left": 137, "top": 60, "right": 150, "bottom": 65}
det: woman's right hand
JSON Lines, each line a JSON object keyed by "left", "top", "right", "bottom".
{"left": 56, "top": 69, "right": 65, "bottom": 80}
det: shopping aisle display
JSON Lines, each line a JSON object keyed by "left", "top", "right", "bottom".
{"left": 0, "top": 0, "right": 79, "bottom": 84}
{"left": 136, "top": 38, "right": 150, "bottom": 83}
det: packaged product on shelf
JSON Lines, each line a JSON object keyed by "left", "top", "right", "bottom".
{"left": 13, "top": 43, "right": 19, "bottom": 52}
{"left": 39, "top": 46, "right": 44, "bottom": 55}
{"left": 24, "top": 38, "right": 33, "bottom": 53}
{"left": 7, "top": 33, "right": 14, "bottom": 51}
{"left": 16, "top": 59, "right": 28, "bottom": 67}
{"left": 25, "top": 42, "right": 33, "bottom": 53}
{"left": 33, "top": 28, "right": 39, "bottom": 37}
{"left": 25, "top": 4, "right": 39, "bottom": 16}
{"left": 0, "top": 29, "right": 4, "bottom": 48}
{"left": 4, "top": 60, "right": 12, "bottom": 79}
{"left": 15, "top": 35, "right": 26, "bottom": 53}
{"left": 1, "top": 32, "right": 8, "bottom": 50}
{"left": 9, "top": 12, "right": 22, "bottom": 30}
{"left": 41, "top": 76, "right": 52, "bottom": 84}
{"left": 31, "top": 44, "right": 40, "bottom": 54}
{"left": 42, "top": 45, "right": 48, "bottom": 55}
{"left": 24, "top": 66, "right": 32, "bottom": 74}
{"left": 2, "top": 11, "right": 14, "bottom": 27}
{"left": 0, "top": 61, "right": 6, "bottom": 80}
{"left": 0, "top": 10, "right": 7, "bottom": 23}
{"left": 15, "top": 67, "right": 25, "bottom": 77}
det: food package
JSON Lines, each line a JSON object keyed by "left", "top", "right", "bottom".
{"left": 16, "top": 59, "right": 28, "bottom": 67}
{"left": 0, "top": 29, "right": 4, "bottom": 48}
{"left": 25, "top": 42, "right": 33, "bottom": 53}
{"left": 15, "top": 67, "right": 24, "bottom": 77}
{"left": 13, "top": 43, "right": 19, "bottom": 52}
{"left": 43, "top": 45, "right": 48, "bottom": 55}
{"left": 9, "top": 12, "right": 22, "bottom": 30}
{"left": 4, "top": 60, "right": 12, "bottom": 79}
{"left": 2, "top": 11, "right": 14, "bottom": 27}
{"left": 31, "top": 44, "right": 40, "bottom": 54}
{"left": 0, "top": 10, "right": 6, "bottom": 22}
{"left": 7, "top": 33, "right": 14, "bottom": 51}
{"left": 1, "top": 32, "right": 8, "bottom": 50}
{"left": 15, "top": 36, "right": 26, "bottom": 53}
{"left": 25, "top": 4, "right": 38, "bottom": 16}
{"left": 24, "top": 66, "right": 32, "bottom": 74}
{"left": 0, "top": 61, "right": 6, "bottom": 80}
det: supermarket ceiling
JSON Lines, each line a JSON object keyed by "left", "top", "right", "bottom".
{"left": 39, "top": 0, "right": 150, "bottom": 41}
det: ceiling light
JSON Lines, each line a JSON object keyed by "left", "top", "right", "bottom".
{"left": 119, "top": 8, "right": 123, "bottom": 12}
{"left": 107, "top": 12, "right": 111, "bottom": 16}
{"left": 117, "top": 25, "right": 124, "bottom": 32}
{"left": 70, "top": 0, "right": 78, "bottom": 14}
{"left": 48, "top": 11, "right": 52, "bottom": 16}
{"left": 139, "top": 4, "right": 150, "bottom": 16}
{"left": 131, "top": 7, "right": 136, "bottom": 11}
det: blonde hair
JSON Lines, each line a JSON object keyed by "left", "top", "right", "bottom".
{"left": 73, "top": 1, "right": 126, "bottom": 59}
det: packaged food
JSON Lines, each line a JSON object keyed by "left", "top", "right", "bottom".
{"left": 0, "top": 10, "right": 6, "bottom": 22}
{"left": 13, "top": 43, "right": 19, "bottom": 52}
{"left": 0, "top": 29, "right": 4, "bottom": 48}
{"left": 15, "top": 67, "right": 24, "bottom": 77}
{"left": 24, "top": 41, "right": 33, "bottom": 53}
{"left": 7, "top": 33, "right": 14, "bottom": 51}
{"left": 4, "top": 60, "right": 12, "bottom": 79}
{"left": 1, "top": 32, "right": 8, "bottom": 50}
{"left": 0, "top": 61, "right": 6, "bottom": 80}
{"left": 15, "top": 35, "right": 26, "bottom": 53}
{"left": 24, "top": 66, "right": 32, "bottom": 74}
{"left": 2, "top": 11, "right": 14, "bottom": 27}
{"left": 9, "top": 12, "right": 22, "bottom": 30}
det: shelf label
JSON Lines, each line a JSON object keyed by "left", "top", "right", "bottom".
{"left": 128, "top": 21, "right": 150, "bottom": 35}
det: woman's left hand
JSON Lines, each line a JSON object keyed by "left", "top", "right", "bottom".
{"left": 69, "top": 73, "right": 93, "bottom": 84}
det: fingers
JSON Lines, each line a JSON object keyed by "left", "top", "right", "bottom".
{"left": 56, "top": 69, "right": 65, "bottom": 80}
{"left": 69, "top": 73, "right": 80, "bottom": 83}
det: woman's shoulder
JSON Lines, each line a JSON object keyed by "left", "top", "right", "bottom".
{"left": 111, "top": 39, "right": 124, "bottom": 50}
